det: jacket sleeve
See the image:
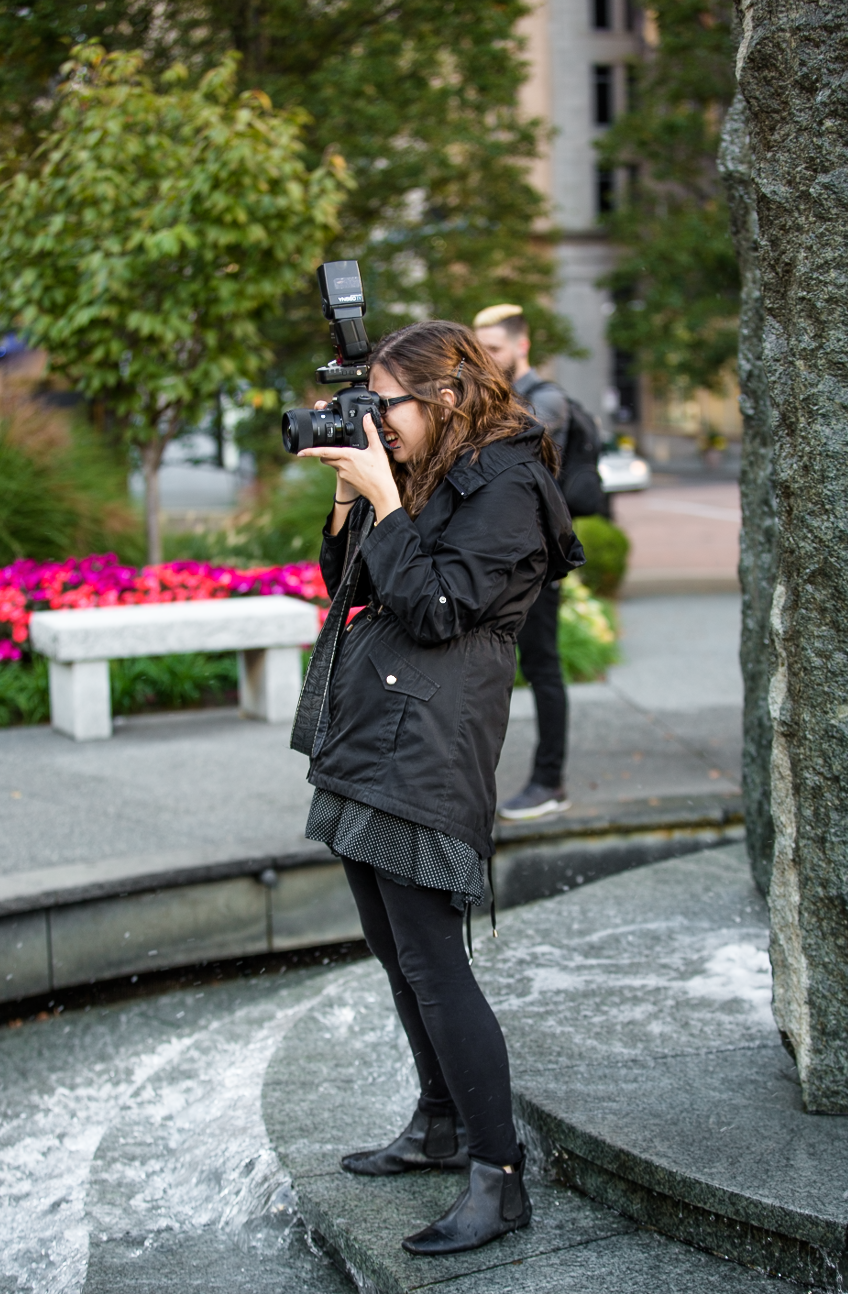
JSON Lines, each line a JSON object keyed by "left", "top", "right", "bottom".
{"left": 319, "top": 514, "right": 348, "bottom": 601}
{"left": 319, "top": 507, "right": 375, "bottom": 605}
{"left": 359, "top": 469, "right": 543, "bottom": 645}
{"left": 530, "top": 385, "right": 569, "bottom": 445}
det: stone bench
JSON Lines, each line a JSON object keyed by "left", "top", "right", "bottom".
{"left": 29, "top": 596, "right": 319, "bottom": 741}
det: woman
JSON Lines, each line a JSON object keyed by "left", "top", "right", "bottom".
{"left": 295, "top": 320, "right": 582, "bottom": 1256}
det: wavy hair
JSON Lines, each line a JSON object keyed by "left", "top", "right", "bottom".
{"left": 370, "top": 320, "right": 558, "bottom": 518}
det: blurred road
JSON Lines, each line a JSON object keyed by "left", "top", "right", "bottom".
{"left": 614, "top": 481, "right": 740, "bottom": 594}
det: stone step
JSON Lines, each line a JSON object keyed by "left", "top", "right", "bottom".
{"left": 264, "top": 874, "right": 802, "bottom": 1288}
{"left": 482, "top": 844, "right": 847, "bottom": 1289}
{"left": 0, "top": 792, "right": 742, "bottom": 1006}
{"left": 262, "top": 846, "right": 846, "bottom": 1291}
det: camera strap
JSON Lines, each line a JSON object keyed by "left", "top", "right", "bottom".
{"left": 290, "top": 506, "right": 374, "bottom": 759}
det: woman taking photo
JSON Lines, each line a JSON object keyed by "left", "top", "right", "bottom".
{"left": 294, "top": 319, "right": 582, "bottom": 1256}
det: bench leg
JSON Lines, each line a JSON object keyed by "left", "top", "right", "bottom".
{"left": 238, "top": 647, "right": 302, "bottom": 724}
{"left": 48, "top": 660, "right": 112, "bottom": 741}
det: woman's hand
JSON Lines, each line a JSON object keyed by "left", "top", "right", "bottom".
{"left": 299, "top": 408, "right": 403, "bottom": 528}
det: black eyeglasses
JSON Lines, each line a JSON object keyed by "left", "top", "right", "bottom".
{"left": 376, "top": 393, "right": 416, "bottom": 414}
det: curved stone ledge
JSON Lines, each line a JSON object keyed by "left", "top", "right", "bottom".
{"left": 261, "top": 846, "right": 843, "bottom": 1291}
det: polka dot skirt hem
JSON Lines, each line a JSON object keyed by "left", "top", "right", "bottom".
{"left": 306, "top": 788, "right": 484, "bottom": 907}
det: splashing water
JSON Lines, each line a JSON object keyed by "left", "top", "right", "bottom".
{"left": 0, "top": 970, "right": 358, "bottom": 1293}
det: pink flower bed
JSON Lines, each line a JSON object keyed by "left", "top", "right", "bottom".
{"left": 0, "top": 555, "right": 329, "bottom": 662}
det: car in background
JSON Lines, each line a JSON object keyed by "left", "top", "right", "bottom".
{"left": 598, "top": 441, "right": 652, "bottom": 494}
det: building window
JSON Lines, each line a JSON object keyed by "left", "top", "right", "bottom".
{"left": 624, "top": 0, "right": 637, "bottom": 30}
{"left": 593, "top": 65, "right": 614, "bottom": 125}
{"left": 592, "top": 0, "right": 612, "bottom": 30}
{"left": 596, "top": 167, "right": 615, "bottom": 215}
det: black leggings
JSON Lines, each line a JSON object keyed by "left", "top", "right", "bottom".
{"left": 343, "top": 857, "right": 520, "bottom": 1167}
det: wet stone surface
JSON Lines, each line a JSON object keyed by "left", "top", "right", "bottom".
{"left": 0, "top": 961, "right": 352, "bottom": 1294}
{"left": 0, "top": 846, "right": 829, "bottom": 1292}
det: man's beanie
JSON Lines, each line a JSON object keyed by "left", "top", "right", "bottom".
{"left": 472, "top": 303, "right": 525, "bottom": 329}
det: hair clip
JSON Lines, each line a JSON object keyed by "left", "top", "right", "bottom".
{"left": 454, "top": 359, "right": 465, "bottom": 379}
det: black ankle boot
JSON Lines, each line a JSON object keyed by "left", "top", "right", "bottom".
{"left": 401, "top": 1146, "right": 531, "bottom": 1254}
{"left": 341, "top": 1106, "right": 469, "bottom": 1176}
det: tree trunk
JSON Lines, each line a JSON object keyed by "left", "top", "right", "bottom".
{"left": 737, "top": 0, "right": 848, "bottom": 1111}
{"left": 718, "top": 92, "right": 777, "bottom": 897}
{"left": 141, "top": 440, "right": 163, "bottom": 565}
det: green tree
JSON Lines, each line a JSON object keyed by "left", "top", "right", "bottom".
{"left": 0, "top": 3, "right": 576, "bottom": 477}
{"left": 596, "top": 0, "right": 738, "bottom": 393}
{"left": 218, "top": 1, "right": 574, "bottom": 363}
{"left": 209, "top": 0, "right": 581, "bottom": 471}
{"left": 0, "top": 43, "right": 348, "bottom": 560}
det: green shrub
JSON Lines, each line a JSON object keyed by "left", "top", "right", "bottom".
{"left": 517, "top": 577, "right": 619, "bottom": 687}
{"left": 572, "top": 514, "right": 630, "bottom": 596}
{"left": 0, "top": 419, "right": 144, "bottom": 566}
{"left": 0, "top": 658, "right": 50, "bottom": 725}
{"left": 557, "top": 579, "right": 619, "bottom": 682}
{"left": 110, "top": 653, "right": 238, "bottom": 715}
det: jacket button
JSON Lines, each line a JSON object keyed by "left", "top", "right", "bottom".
{"left": 386, "top": 674, "right": 397, "bottom": 685}
{"left": 439, "top": 596, "right": 447, "bottom": 603}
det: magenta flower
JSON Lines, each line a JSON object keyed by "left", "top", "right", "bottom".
{"left": 0, "top": 555, "right": 329, "bottom": 659}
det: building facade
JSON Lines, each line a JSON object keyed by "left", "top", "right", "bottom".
{"left": 520, "top": 0, "right": 642, "bottom": 431}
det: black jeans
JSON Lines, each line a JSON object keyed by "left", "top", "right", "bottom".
{"left": 343, "top": 857, "right": 520, "bottom": 1167}
{"left": 517, "top": 581, "right": 568, "bottom": 789}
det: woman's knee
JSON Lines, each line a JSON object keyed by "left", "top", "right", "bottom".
{"left": 394, "top": 928, "right": 473, "bottom": 1001}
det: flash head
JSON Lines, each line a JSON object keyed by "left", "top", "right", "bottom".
{"left": 316, "top": 260, "right": 370, "bottom": 366}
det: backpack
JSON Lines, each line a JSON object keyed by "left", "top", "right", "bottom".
{"left": 523, "top": 380, "right": 609, "bottom": 519}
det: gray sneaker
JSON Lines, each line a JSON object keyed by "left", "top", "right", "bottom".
{"left": 498, "top": 782, "right": 571, "bottom": 821}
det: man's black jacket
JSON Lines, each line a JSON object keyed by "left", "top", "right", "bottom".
{"left": 294, "top": 424, "right": 584, "bottom": 858}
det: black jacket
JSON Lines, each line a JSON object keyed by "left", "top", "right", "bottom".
{"left": 298, "top": 425, "right": 584, "bottom": 858}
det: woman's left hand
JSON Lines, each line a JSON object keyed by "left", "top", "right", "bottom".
{"left": 298, "top": 414, "right": 403, "bottom": 525}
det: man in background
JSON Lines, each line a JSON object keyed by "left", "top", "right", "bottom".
{"left": 474, "top": 304, "right": 605, "bottom": 820}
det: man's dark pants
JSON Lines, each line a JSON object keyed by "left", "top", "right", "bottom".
{"left": 517, "top": 581, "right": 568, "bottom": 790}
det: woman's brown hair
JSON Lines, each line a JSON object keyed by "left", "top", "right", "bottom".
{"left": 370, "top": 320, "right": 559, "bottom": 518}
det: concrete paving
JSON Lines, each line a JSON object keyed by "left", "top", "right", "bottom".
{"left": 0, "top": 594, "right": 742, "bottom": 886}
{"left": 0, "top": 593, "right": 744, "bottom": 1001}
{"left": 500, "top": 592, "right": 742, "bottom": 806}
{"left": 0, "top": 845, "right": 818, "bottom": 1294}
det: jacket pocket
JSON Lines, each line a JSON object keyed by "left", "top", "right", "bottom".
{"left": 367, "top": 643, "right": 439, "bottom": 701}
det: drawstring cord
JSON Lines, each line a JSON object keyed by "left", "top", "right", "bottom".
{"left": 466, "top": 859, "right": 498, "bottom": 965}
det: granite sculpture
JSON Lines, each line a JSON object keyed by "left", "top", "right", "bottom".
{"left": 732, "top": 0, "right": 848, "bottom": 1111}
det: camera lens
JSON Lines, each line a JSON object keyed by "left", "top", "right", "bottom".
{"left": 281, "top": 408, "right": 317, "bottom": 454}
{"left": 282, "top": 406, "right": 349, "bottom": 454}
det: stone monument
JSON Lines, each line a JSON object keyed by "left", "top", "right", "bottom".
{"left": 727, "top": 0, "right": 848, "bottom": 1112}
{"left": 718, "top": 92, "right": 776, "bottom": 898}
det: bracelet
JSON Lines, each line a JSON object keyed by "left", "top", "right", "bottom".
{"left": 334, "top": 495, "right": 358, "bottom": 506}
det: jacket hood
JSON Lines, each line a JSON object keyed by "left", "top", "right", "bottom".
{"left": 445, "top": 421, "right": 546, "bottom": 498}
{"left": 446, "top": 423, "right": 585, "bottom": 580}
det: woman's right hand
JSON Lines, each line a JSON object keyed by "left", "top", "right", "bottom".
{"left": 311, "top": 400, "right": 360, "bottom": 529}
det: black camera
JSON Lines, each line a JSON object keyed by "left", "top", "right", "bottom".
{"left": 281, "top": 260, "right": 385, "bottom": 454}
